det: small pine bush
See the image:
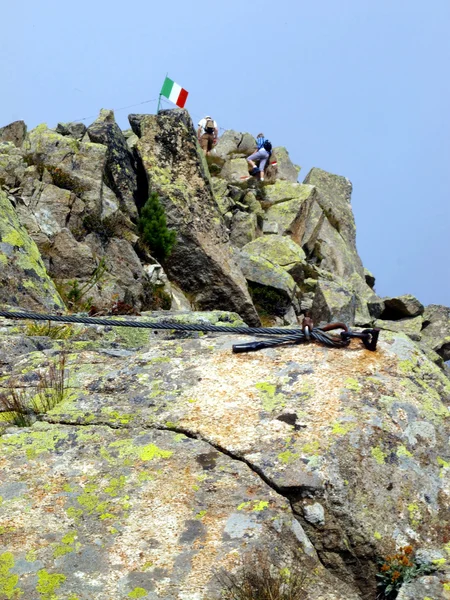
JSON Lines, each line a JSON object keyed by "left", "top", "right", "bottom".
{"left": 138, "top": 192, "right": 176, "bottom": 261}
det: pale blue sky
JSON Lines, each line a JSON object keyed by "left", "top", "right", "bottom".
{"left": 1, "top": 0, "right": 449, "bottom": 306}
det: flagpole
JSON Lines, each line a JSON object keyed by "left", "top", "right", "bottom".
{"left": 157, "top": 72, "right": 169, "bottom": 114}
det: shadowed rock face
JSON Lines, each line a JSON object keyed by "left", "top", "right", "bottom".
{"left": 87, "top": 110, "right": 139, "bottom": 220}
{"left": 134, "top": 109, "right": 260, "bottom": 326}
{"left": 1, "top": 312, "right": 450, "bottom": 599}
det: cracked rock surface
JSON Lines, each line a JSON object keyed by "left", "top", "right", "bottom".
{"left": 1, "top": 312, "right": 450, "bottom": 599}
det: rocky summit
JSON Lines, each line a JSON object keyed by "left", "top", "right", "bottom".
{"left": 1, "top": 109, "right": 450, "bottom": 600}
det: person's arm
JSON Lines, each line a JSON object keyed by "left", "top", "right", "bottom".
{"left": 197, "top": 125, "right": 202, "bottom": 140}
{"left": 214, "top": 124, "right": 219, "bottom": 143}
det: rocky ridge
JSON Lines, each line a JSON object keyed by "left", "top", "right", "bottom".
{"left": 1, "top": 109, "right": 450, "bottom": 600}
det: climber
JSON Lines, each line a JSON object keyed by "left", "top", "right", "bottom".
{"left": 197, "top": 116, "right": 218, "bottom": 155}
{"left": 247, "top": 138, "right": 272, "bottom": 182}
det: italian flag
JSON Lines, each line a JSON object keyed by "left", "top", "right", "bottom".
{"left": 160, "top": 77, "right": 189, "bottom": 108}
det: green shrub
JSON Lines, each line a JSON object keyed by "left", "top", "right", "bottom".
{"left": 137, "top": 192, "right": 176, "bottom": 261}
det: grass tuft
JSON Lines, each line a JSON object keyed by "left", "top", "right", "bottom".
{"left": 0, "top": 353, "right": 68, "bottom": 427}
{"left": 215, "top": 550, "right": 309, "bottom": 600}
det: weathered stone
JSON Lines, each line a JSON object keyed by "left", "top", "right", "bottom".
{"left": 238, "top": 250, "right": 299, "bottom": 300}
{"left": 264, "top": 184, "right": 317, "bottom": 237}
{"left": 303, "top": 167, "right": 356, "bottom": 249}
{"left": 87, "top": 110, "right": 138, "bottom": 219}
{"left": 350, "top": 273, "right": 384, "bottom": 324}
{"left": 420, "top": 304, "right": 450, "bottom": 361}
{"left": 300, "top": 168, "right": 365, "bottom": 282}
{"left": 2, "top": 324, "right": 449, "bottom": 598}
{"left": 242, "top": 190, "right": 264, "bottom": 217}
{"left": 49, "top": 228, "right": 97, "bottom": 279}
{"left": 229, "top": 211, "right": 258, "bottom": 248}
{"left": 210, "top": 130, "right": 256, "bottom": 164}
{"left": 0, "top": 142, "right": 27, "bottom": 187}
{"left": 220, "top": 158, "right": 250, "bottom": 184}
{"left": 397, "top": 576, "right": 450, "bottom": 600}
{"left": 382, "top": 294, "right": 425, "bottom": 319}
{"left": 272, "top": 146, "right": 301, "bottom": 182}
{"left": 311, "top": 278, "right": 356, "bottom": 325}
{"left": 303, "top": 503, "right": 325, "bottom": 526}
{"left": 263, "top": 181, "right": 309, "bottom": 204}
{"left": 15, "top": 181, "right": 85, "bottom": 240}
{"left": 374, "top": 315, "right": 424, "bottom": 340}
{"left": 134, "top": 109, "right": 260, "bottom": 325}
{"left": 84, "top": 234, "right": 154, "bottom": 311}
{"left": 241, "top": 235, "right": 306, "bottom": 267}
{"left": 364, "top": 267, "right": 375, "bottom": 289}
{"left": 126, "top": 132, "right": 139, "bottom": 150}
{"left": 0, "top": 189, "right": 65, "bottom": 312}
{"left": 55, "top": 121, "right": 87, "bottom": 140}
{"left": 0, "top": 120, "right": 27, "bottom": 147}
{"left": 23, "top": 123, "right": 110, "bottom": 217}
{"left": 262, "top": 220, "right": 280, "bottom": 234}
{"left": 128, "top": 113, "right": 147, "bottom": 137}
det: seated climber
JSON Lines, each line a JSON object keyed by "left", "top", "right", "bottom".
{"left": 197, "top": 116, "right": 219, "bottom": 156}
{"left": 246, "top": 136, "right": 272, "bottom": 182}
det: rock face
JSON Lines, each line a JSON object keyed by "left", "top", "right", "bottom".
{"left": 87, "top": 109, "right": 139, "bottom": 219}
{"left": 0, "top": 116, "right": 160, "bottom": 312}
{"left": 382, "top": 294, "right": 424, "bottom": 319}
{"left": 1, "top": 314, "right": 450, "bottom": 599}
{"left": 134, "top": 109, "right": 260, "bottom": 326}
{"left": 421, "top": 304, "right": 450, "bottom": 361}
{"left": 0, "top": 189, "right": 65, "bottom": 312}
{"left": 0, "top": 120, "right": 27, "bottom": 147}
{"left": 1, "top": 107, "right": 450, "bottom": 600}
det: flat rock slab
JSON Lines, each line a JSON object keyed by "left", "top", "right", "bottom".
{"left": 2, "top": 321, "right": 450, "bottom": 598}
{"left": 0, "top": 422, "right": 358, "bottom": 600}
{"left": 0, "top": 424, "right": 296, "bottom": 599}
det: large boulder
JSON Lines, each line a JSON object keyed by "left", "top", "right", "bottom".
{"left": 311, "top": 278, "right": 356, "bottom": 325}
{"left": 134, "top": 109, "right": 260, "bottom": 326}
{"left": 381, "top": 294, "right": 425, "bottom": 319}
{"left": 272, "top": 146, "right": 301, "bottom": 182}
{"left": 0, "top": 141, "right": 27, "bottom": 187}
{"left": 420, "top": 304, "right": 450, "bottom": 361}
{"left": 263, "top": 184, "right": 317, "bottom": 237}
{"left": 22, "top": 123, "right": 111, "bottom": 216}
{"left": 55, "top": 121, "right": 87, "bottom": 140}
{"left": 263, "top": 180, "right": 309, "bottom": 204}
{"left": 0, "top": 188, "right": 65, "bottom": 312}
{"left": 220, "top": 157, "right": 250, "bottom": 184}
{"left": 302, "top": 168, "right": 364, "bottom": 279}
{"left": 87, "top": 109, "right": 139, "bottom": 219}
{"left": 374, "top": 315, "right": 424, "bottom": 341}
{"left": 210, "top": 129, "right": 256, "bottom": 164}
{"left": 303, "top": 168, "right": 358, "bottom": 251}
{"left": 0, "top": 120, "right": 27, "bottom": 147}
{"left": 229, "top": 211, "right": 258, "bottom": 248}
{"left": 238, "top": 249, "right": 299, "bottom": 315}
{"left": 241, "top": 235, "right": 306, "bottom": 267}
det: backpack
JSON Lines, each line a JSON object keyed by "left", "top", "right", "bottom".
{"left": 263, "top": 140, "right": 272, "bottom": 154}
{"left": 205, "top": 119, "right": 215, "bottom": 134}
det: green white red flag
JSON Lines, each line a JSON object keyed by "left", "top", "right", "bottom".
{"left": 160, "top": 77, "right": 189, "bottom": 108}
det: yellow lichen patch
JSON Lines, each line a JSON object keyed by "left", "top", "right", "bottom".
{"left": 176, "top": 341, "right": 390, "bottom": 474}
